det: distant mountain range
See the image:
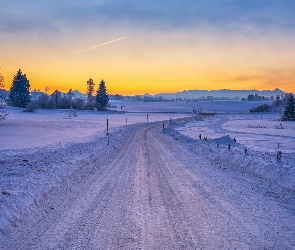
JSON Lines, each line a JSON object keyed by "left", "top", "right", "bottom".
{"left": 29, "top": 90, "right": 87, "bottom": 100}
{"left": 0, "top": 89, "right": 87, "bottom": 100}
{"left": 0, "top": 88, "right": 286, "bottom": 101}
{"left": 72, "top": 90, "right": 87, "bottom": 98}
{"left": 154, "top": 88, "right": 285, "bottom": 100}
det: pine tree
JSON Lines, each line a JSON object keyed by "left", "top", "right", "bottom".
{"left": 283, "top": 93, "right": 295, "bottom": 121}
{"left": 9, "top": 69, "right": 31, "bottom": 107}
{"left": 95, "top": 79, "right": 109, "bottom": 109}
{"left": 86, "top": 78, "right": 95, "bottom": 102}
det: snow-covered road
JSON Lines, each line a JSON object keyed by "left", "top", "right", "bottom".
{"left": 1, "top": 121, "right": 294, "bottom": 249}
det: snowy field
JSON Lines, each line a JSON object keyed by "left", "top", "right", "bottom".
{"left": 168, "top": 108, "right": 295, "bottom": 195}
{"left": 0, "top": 100, "right": 271, "bottom": 151}
{"left": 0, "top": 103, "right": 193, "bottom": 151}
{"left": 1, "top": 99, "right": 294, "bottom": 244}
{"left": 109, "top": 99, "right": 273, "bottom": 113}
{"left": 0, "top": 100, "right": 197, "bottom": 234}
{"left": 175, "top": 113, "right": 295, "bottom": 153}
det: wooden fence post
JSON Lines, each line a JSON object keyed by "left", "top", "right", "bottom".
{"left": 277, "top": 151, "right": 282, "bottom": 161}
{"left": 107, "top": 119, "right": 109, "bottom": 135}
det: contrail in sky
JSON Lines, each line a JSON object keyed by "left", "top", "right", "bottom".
{"left": 71, "top": 36, "right": 129, "bottom": 54}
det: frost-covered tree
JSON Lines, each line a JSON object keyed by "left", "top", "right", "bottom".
{"left": 274, "top": 94, "right": 281, "bottom": 107}
{"left": 67, "top": 89, "right": 75, "bottom": 101}
{"left": 0, "top": 73, "right": 4, "bottom": 90}
{"left": 9, "top": 69, "right": 31, "bottom": 107}
{"left": 37, "top": 94, "right": 50, "bottom": 109}
{"left": 86, "top": 78, "right": 95, "bottom": 102}
{"left": 66, "top": 89, "right": 75, "bottom": 109}
{"left": 57, "top": 95, "right": 71, "bottom": 109}
{"left": 44, "top": 86, "right": 49, "bottom": 95}
{"left": 283, "top": 93, "right": 295, "bottom": 121}
{"left": 0, "top": 73, "right": 5, "bottom": 100}
{"left": 51, "top": 90, "right": 62, "bottom": 108}
{"left": 0, "top": 64, "right": 7, "bottom": 118}
{"left": 0, "top": 99, "right": 8, "bottom": 121}
{"left": 95, "top": 79, "right": 109, "bottom": 109}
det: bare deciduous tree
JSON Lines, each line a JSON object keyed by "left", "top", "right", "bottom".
{"left": 0, "top": 73, "right": 4, "bottom": 90}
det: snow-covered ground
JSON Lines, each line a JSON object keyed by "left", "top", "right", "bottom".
{"left": 0, "top": 100, "right": 294, "bottom": 248}
{"left": 109, "top": 99, "right": 272, "bottom": 114}
{"left": 0, "top": 101, "right": 194, "bottom": 234}
{"left": 175, "top": 113, "right": 295, "bottom": 153}
{"left": 0, "top": 104, "right": 192, "bottom": 151}
{"left": 169, "top": 112, "right": 295, "bottom": 193}
{"left": 1, "top": 100, "right": 270, "bottom": 151}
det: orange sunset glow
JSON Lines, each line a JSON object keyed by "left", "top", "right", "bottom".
{"left": 1, "top": 1, "right": 294, "bottom": 95}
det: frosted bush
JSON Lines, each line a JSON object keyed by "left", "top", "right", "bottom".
{"left": 0, "top": 99, "right": 8, "bottom": 121}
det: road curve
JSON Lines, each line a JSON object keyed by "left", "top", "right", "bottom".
{"left": 1, "top": 123, "right": 294, "bottom": 249}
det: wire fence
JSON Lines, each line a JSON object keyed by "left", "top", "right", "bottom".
{"left": 165, "top": 119, "right": 295, "bottom": 192}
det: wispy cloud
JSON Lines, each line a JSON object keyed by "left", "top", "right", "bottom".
{"left": 1, "top": 0, "right": 295, "bottom": 35}
{"left": 214, "top": 68, "right": 295, "bottom": 92}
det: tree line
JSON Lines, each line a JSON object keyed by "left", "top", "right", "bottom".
{"left": 0, "top": 69, "right": 294, "bottom": 121}
{"left": 3, "top": 69, "right": 109, "bottom": 111}
{"left": 249, "top": 93, "right": 295, "bottom": 120}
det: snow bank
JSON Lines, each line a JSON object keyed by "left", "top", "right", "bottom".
{"left": 0, "top": 122, "right": 147, "bottom": 236}
{"left": 175, "top": 113, "right": 295, "bottom": 153}
{"left": 165, "top": 117, "right": 295, "bottom": 196}
{"left": 210, "top": 135, "right": 238, "bottom": 145}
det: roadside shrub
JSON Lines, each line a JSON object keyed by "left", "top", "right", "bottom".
{"left": 37, "top": 94, "right": 49, "bottom": 109}
{"left": 250, "top": 104, "right": 270, "bottom": 112}
{"left": 36, "top": 92, "right": 87, "bottom": 110}
{"left": 72, "top": 98, "right": 85, "bottom": 110}
{"left": 0, "top": 99, "right": 8, "bottom": 121}
{"left": 57, "top": 96, "right": 71, "bottom": 109}
{"left": 85, "top": 102, "right": 96, "bottom": 110}
{"left": 24, "top": 102, "right": 38, "bottom": 112}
